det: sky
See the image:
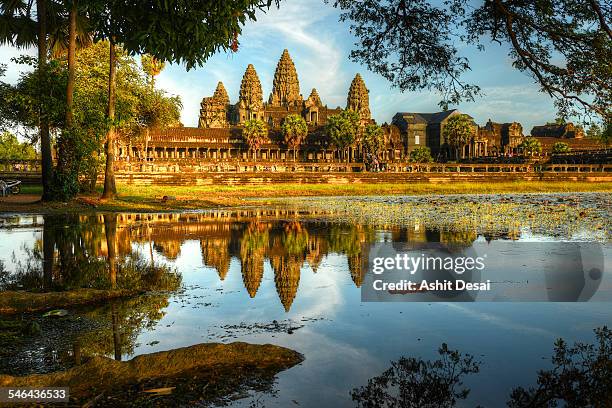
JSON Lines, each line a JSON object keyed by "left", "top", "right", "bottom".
{"left": 1, "top": 0, "right": 563, "bottom": 132}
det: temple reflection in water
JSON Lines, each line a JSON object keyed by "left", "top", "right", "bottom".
{"left": 5, "top": 210, "right": 522, "bottom": 312}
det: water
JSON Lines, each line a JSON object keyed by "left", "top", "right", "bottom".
{"left": 0, "top": 194, "right": 610, "bottom": 407}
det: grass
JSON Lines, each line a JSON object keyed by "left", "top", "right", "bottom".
{"left": 1, "top": 181, "right": 611, "bottom": 214}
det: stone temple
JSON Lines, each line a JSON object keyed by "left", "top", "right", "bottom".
{"left": 114, "top": 49, "right": 603, "bottom": 165}
{"left": 197, "top": 49, "right": 367, "bottom": 129}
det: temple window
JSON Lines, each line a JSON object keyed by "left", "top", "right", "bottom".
{"left": 415, "top": 135, "right": 420, "bottom": 145}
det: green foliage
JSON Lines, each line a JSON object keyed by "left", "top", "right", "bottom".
{"left": 326, "top": 110, "right": 360, "bottom": 161}
{"left": 519, "top": 137, "right": 543, "bottom": 156}
{"left": 87, "top": 1, "right": 280, "bottom": 70}
{"left": 331, "top": 0, "right": 612, "bottom": 120}
{"left": 586, "top": 123, "right": 602, "bottom": 139}
{"left": 602, "top": 122, "right": 612, "bottom": 146}
{"left": 243, "top": 119, "right": 268, "bottom": 154}
{"left": 3, "top": 41, "right": 181, "bottom": 199}
{"left": 1, "top": 56, "right": 67, "bottom": 136}
{"left": 362, "top": 123, "right": 384, "bottom": 160}
{"left": 281, "top": 114, "right": 308, "bottom": 159}
{"left": 0, "top": 131, "right": 37, "bottom": 160}
{"left": 410, "top": 146, "right": 433, "bottom": 163}
{"left": 442, "top": 114, "right": 475, "bottom": 153}
{"left": 140, "top": 54, "right": 165, "bottom": 86}
{"left": 551, "top": 142, "right": 571, "bottom": 154}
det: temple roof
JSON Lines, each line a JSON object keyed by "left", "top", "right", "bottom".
{"left": 239, "top": 64, "right": 263, "bottom": 110}
{"left": 269, "top": 49, "right": 302, "bottom": 107}
{"left": 392, "top": 110, "right": 468, "bottom": 127}
{"left": 213, "top": 81, "right": 229, "bottom": 105}
{"left": 346, "top": 73, "right": 371, "bottom": 121}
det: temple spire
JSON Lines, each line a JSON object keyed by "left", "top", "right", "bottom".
{"left": 346, "top": 73, "right": 371, "bottom": 124}
{"left": 269, "top": 49, "right": 302, "bottom": 107}
{"left": 237, "top": 64, "right": 264, "bottom": 123}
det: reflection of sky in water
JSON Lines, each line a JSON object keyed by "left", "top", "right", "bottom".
{"left": 0, "top": 212, "right": 611, "bottom": 407}
{"left": 130, "top": 240, "right": 611, "bottom": 407}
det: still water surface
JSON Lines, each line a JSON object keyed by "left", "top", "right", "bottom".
{"left": 0, "top": 194, "right": 610, "bottom": 407}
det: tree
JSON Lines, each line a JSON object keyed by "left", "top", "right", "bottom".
{"left": 326, "top": 109, "right": 360, "bottom": 162}
{"left": 330, "top": 0, "right": 612, "bottom": 121}
{"left": 362, "top": 123, "right": 384, "bottom": 166}
{"left": 86, "top": 0, "right": 281, "bottom": 200}
{"left": 442, "top": 114, "right": 475, "bottom": 160}
{"left": 0, "top": 131, "right": 37, "bottom": 160}
{"left": 586, "top": 123, "right": 602, "bottom": 139}
{"left": 410, "top": 146, "right": 433, "bottom": 163}
{"left": 141, "top": 54, "right": 165, "bottom": 88}
{"left": 281, "top": 114, "right": 308, "bottom": 161}
{"left": 0, "top": 0, "right": 57, "bottom": 200}
{"left": 243, "top": 119, "right": 268, "bottom": 159}
{"left": 519, "top": 137, "right": 542, "bottom": 156}
{"left": 602, "top": 122, "right": 612, "bottom": 146}
{"left": 551, "top": 142, "right": 571, "bottom": 154}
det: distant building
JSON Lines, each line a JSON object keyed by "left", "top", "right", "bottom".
{"left": 481, "top": 120, "right": 524, "bottom": 155}
{"left": 531, "top": 123, "right": 585, "bottom": 139}
{"left": 392, "top": 110, "right": 480, "bottom": 158}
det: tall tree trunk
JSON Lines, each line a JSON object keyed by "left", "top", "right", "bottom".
{"left": 111, "top": 302, "right": 122, "bottom": 361}
{"left": 54, "top": 0, "right": 78, "bottom": 197}
{"left": 104, "top": 214, "right": 117, "bottom": 289}
{"left": 102, "top": 41, "right": 117, "bottom": 199}
{"left": 65, "top": 2, "right": 76, "bottom": 127}
{"left": 37, "top": 0, "right": 53, "bottom": 201}
{"left": 42, "top": 216, "right": 55, "bottom": 290}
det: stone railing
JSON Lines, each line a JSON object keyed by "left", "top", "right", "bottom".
{"left": 114, "top": 160, "right": 612, "bottom": 174}
{"left": 3, "top": 159, "right": 611, "bottom": 178}
{"left": 0, "top": 159, "right": 42, "bottom": 173}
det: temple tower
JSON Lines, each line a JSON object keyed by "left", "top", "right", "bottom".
{"left": 304, "top": 88, "right": 323, "bottom": 125}
{"left": 237, "top": 64, "right": 264, "bottom": 124}
{"left": 268, "top": 49, "right": 303, "bottom": 107}
{"left": 198, "top": 81, "right": 230, "bottom": 128}
{"left": 346, "top": 73, "right": 371, "bottom": 125}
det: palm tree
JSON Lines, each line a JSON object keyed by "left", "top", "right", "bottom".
{"left": 281, "top": 114, "right": 308, "bottom": 161}
{"left": 51, "top": 1, "right": 93, "bottom": 198}
{"left": 243, "top": 119, "right": 268, "bottom": 160}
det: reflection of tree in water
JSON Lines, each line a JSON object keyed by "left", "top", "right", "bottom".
{"left": 508, "top": 326, "right": 612, "bottom": 407}
{"left": 439, "top": 229, "right": 478, "bottom": 248}
{"left": 351, "top": 343, "right": 479, "bottom": 408}
{"left": 352, "top": 327, "right": 612, "bottom": 407}
{"left": 4, "top": 215, "right": 181, "bottom": 293}
{"left": 76, "top": 294, "right": 174, "bottom": 360}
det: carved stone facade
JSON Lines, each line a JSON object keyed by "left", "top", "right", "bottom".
{"left": 236, "top": 64, "right": 264, "bottom": 123}
{"left": 198, "top": 82, "right": 230, "bottom": 128}
{"left": 199, "top": 49, "right": 347, "bottom": 129}
{"left": 346, "top": 73, "right": 371, "bottom": 125}
{"left": 268, "top": 49, "right": 303, "bottom": 107}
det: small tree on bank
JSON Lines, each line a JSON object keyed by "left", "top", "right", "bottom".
{"left": 552, "top": 142, "right": 571, "bottom": 155}
{"left": 281, "top": 114, "right": 308, "bottom": 161}
{"left": 326, "top": 110, "right": 360, "bottom": 162}
{"left": 410, "top": 146, "right": 433, "bottom": 163}
{"left": 519, "top": 137, "right": 542, "bottom": 156}
{"left": 442, "top": 114, "right": 475, "bottom": 160}
{"left": 362, "top": 123, "right": 384, "bottom": 168}
{"left": 243, "top": 119, "right": 268, "bottom": 159}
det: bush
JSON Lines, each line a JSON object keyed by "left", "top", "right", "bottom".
{"left": 410, "top": 146, "right": 434, "bottom": 163}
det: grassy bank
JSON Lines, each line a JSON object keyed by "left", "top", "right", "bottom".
{"left": 1, "top": 181, "right": 611, "bottom": 213}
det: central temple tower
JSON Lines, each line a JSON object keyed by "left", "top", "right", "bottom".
{"left": 268, "top": 49, "right": 303, "bottom": 107}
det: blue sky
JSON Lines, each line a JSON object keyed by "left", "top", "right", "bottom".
{"left": 1, "top": 0, "right": 562, "bottom": 132}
